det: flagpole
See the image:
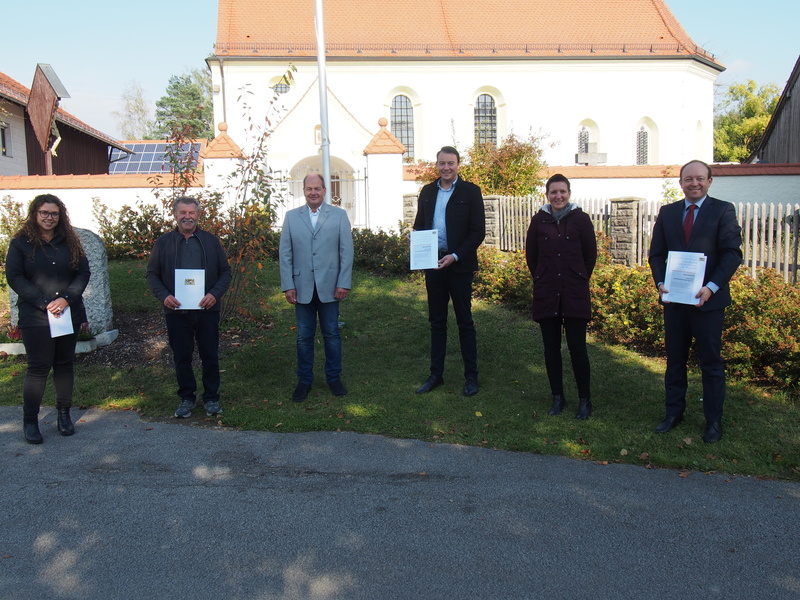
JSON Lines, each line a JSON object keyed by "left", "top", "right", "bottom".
{"left": 314, "top": 0, "right": 332, "bottom": 204}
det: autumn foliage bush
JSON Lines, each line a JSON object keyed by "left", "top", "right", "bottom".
{"left": 470, "top": 242, "right": 800, "bottom": 391}
{"left": 88, "top": 207, "right": 800, "bottom": 390}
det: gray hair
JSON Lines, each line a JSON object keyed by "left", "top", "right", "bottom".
{"left": 173, "top": 196, "right": 201, "bottom": 212}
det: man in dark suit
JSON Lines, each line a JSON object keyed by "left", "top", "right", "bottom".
{"left": 648, "top": 160, "right": 742, "bottom": 443}
{"left": 413, "top": 146, "right": 486, "bottom": 397}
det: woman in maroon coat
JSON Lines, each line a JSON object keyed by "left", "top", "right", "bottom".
{"left": 525, "top": 174, "right": 597, "bottom": 419}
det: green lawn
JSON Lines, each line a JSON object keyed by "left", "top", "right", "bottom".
{"left": 1, "top": 260, "right": 797, "bottom": 480}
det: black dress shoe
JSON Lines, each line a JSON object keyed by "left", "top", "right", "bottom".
{"left": 328, "top": 380, "right": 348, "bottom": 397}
{"left": 655, "top": 414, "right": 683, "bottom": 433}
{"left": 57, "top": 408, "right": 75, "bottom": 436}
{"left": 24, "top": 422, "right": 43, "bottom": 444}
{"left": 463, "top": 378, "right": 478, "bottom": 397}
{"left": 292, "top": 382, "right": 311, "bottom": 402}
{"left": 548, "top": 394, "right": 566, "bottom": 416}
{"left": 703, "top": 421, "right": 723, "bottom": 443}
{"left": 416, "top": 375, "right": 443, "bottom": 394}
{"left": 575, "top": 398, "right": 593, "bottom": 420}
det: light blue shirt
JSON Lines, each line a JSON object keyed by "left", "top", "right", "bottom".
{"left": 308, "top": 205, "right": 319, "bottom": 231}
{"left": 433, "top": 178, "right": 457, "bottom": 252}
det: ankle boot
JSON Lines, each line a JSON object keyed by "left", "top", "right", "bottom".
{"left": 548, "top": 394, "right": 566, "bottom": 416}
{"left": 57, "top": 408, "right": 75, "bottom": 436}
{"left": 24, "top": 421, "right": 43, "bottom": 444}
{"left": 575, "top": 398, "right": 593, "bottom": 420}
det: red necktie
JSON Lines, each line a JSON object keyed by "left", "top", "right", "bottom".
{"left": 683, "top": 204, "right": 696, "bottom": 245}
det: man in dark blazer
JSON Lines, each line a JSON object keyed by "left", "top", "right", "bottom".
{"left": 413, "top": 146, "right": 486, "bottom": 397}
{"left": 280, "top": 174, "right": 354, "bottom": 402}
{"left": 146, "top": 197, "right": 232, "bottom": 419}
{"left": 648, "top": 160, "right": 742, "bottom": 443}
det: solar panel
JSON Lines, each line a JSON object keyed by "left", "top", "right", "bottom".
{"left": 109, "top": 142, "right": 202, "bottom": 174}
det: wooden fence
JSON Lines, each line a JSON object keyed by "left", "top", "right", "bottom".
{"left": 496, "top": 196, "right": 800, "bottom": 282}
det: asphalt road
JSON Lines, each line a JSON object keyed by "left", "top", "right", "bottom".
{"left": 1, "top": 406, "right": 798, "bottom": 600}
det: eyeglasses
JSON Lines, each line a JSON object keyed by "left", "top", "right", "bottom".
{"left": 37, "top": 210, "right": 60, "bottom": 219}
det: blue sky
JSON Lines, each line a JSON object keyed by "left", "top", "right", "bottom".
{"left": 3, "top": 0, "right": 798, "bottom": 139}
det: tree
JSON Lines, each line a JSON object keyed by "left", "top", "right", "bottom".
{"left": 415, "top": 132, "right": 548, "bottom": 196}
{"left": 151, "top": 69, "right": 213, "bottom": 140}
{"left": 714, "top": 80, "right": 780, "bottom": 163}
{"left": 112, "top": 81, "right": 155, "bottom": 140}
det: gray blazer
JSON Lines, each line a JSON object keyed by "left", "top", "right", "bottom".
{"left": 279, "top": 203, "right": 354, "bottom": 304}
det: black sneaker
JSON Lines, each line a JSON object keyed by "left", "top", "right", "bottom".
{"left": 205, "top": 400, "right": 222, "bottom": 417}
{"left": 174, "top": 399, "right": 196, "bottom": 418}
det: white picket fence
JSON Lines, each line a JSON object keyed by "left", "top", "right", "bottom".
{"left": 497, "top": 196, "right": 800, "bottom": 282}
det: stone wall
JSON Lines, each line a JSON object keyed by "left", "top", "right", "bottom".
{"left": 402, "top": 193, "right": 500, "bottom": 248}
{"left": 609, "top": 197, "right": 644, "bottom": 266}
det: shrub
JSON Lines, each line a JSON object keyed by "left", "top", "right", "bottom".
{"left": 725, "top": 269, "right": 800, "bottom": 387}
{"left": 351, "top": 228, "right": 411, "bottom": 277}
{"left": 473, "top": 246, "right": 532, "bottom": 314}
{"left": 92, "top": 198, "right": 173, "bottom": 259}
{"left": 589, "top": 262, "right": 663, "bottom": 352}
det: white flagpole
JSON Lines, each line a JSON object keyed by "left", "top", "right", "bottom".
{"left": 314, "top": 0, "right": 332, "bottom": 204}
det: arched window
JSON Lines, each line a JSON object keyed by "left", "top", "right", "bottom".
{"left": 474, "top": 94, "right": 497, "bottom": 145}
{"left": 636, "top": 126, "right": 649, "bottom": 165}
{"left": 578, "top": 126, "right": 589, "bottom": 155}
{"left": 390, "top": 95, "right": 414, "bottom": 159}
{"left": 272, "top": 82, "right": 290, "bottom": 95}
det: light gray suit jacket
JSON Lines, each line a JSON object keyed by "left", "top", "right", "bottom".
{"left": 279, "top": 203, "right": 354, "bottom": 303}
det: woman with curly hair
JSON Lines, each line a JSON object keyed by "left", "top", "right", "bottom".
{"left": 5, "top": 194, "right": 90, "bottom": 444}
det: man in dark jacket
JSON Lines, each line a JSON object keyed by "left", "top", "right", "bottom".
{"left": 648, "top": 160, "right": 742, "bottom": 443}
{"left": 146, "top": 197, "right": 232, "bottom": 418}
{"left": 413, "top": 146, "right": 486, "bottom": 397}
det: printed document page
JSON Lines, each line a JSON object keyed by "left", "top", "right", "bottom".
{"left": 175, "top": 269, "right": 205, "bottom": 309}
{"left": 662, "top": 251, "right": 707, "bottom": 305}
{"left": 410, "top": 229, "right": 439, "bottom": 270}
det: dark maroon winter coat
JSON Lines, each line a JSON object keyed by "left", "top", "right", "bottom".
{"left": 525, "top": 205, "right": 597, "bottom": 322}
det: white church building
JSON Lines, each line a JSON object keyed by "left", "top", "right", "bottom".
{"left": 207, "top": 0, "right": 723, "bottom": 230}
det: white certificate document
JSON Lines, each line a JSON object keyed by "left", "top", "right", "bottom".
{"left": 48, "top": 306, "right": 74, "bottom": 338}
{"left": 662, "top": 251, "right": 707, "bottom": 305}
{"left": 175, "top": 269, "right": 205, "bottom": 309}
{"left": 410, "top": 229, "right": 439, "bottom": 270}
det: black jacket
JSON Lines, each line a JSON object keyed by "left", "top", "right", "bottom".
{"left": 413, "top": 177, "right": 486, "bottom": 273}
{"left": 649, "top": 196, "right": 742, "bottom": 311}
{"left": 5, "top": 232, "right": 90, "bottom": 328}
{"left": 146, "top": 227, "right": 231, "bottom": 313}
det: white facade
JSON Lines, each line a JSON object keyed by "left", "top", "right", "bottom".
{"left": 209, "top": 56, "right": 719, "bottom": 230}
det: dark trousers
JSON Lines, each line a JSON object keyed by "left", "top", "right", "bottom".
{"left": 425, "top": 268, "right": 477, "bottom": 380}
{"left": 663, "top": 304, "right": 725, "bottom": 422}
{"left": 165, "top": 311, "right": 221, "bottom": 403}
{"left": 538, "top": 317, "right": 590, "bottom": 399}
{"left": 20, "top": 326, "right": 78, "bottom": 422}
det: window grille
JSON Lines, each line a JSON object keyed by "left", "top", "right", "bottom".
{"left": 390, "top": 95, "right": 414, "bottom": 159}
{"left": 636, "top": 126, "right": 649, "bottom": 165}
{"left": 474, "top": 94, "right": 497, "bottom": 145}
{"left": 578, "top": 127, "right": 589, "bottom": 154}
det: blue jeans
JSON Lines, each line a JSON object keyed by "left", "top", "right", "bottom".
{"left": 165, "top": 311, "right": 221, "bottom": 403}
{"left": 295, "top": 289, "right": 342, "bottom": 384}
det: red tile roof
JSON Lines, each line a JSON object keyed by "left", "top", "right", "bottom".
{"left": 403, "top": 163, "right": 800, "bottom": 181}
{"left": 0, "top": 173, "right": 204, "bottom": 190}
{"left": 364, "top": 118, "right": 406, "bottom": 155}
{"left": 0, "top": 71, "right": 128, "bottom": 152}
{"left": 216, "top": 0, "right": 720, "bottom": 66}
